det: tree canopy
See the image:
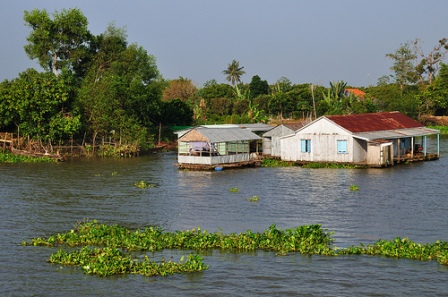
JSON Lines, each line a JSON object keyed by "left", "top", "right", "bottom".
{"left": 24, "top": 8, "right": 91, "bottom": 77}
{"left": 222, "top": 60, "right": 245, "bottom": 86}
{"left": 1, "top": 8, "right": 448, "bottom": 157}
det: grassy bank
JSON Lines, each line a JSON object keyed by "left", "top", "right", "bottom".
{"left": 428, "top": 125, "right": 448, "bottom": 134}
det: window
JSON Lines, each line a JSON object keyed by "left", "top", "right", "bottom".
{"left": 301, "top": 139, "right": 311, "bottom": 153}
{"left": 337, "top": 140, "right": 348, "bottom": 154}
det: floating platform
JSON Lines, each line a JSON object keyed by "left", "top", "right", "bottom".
{"left": 177, "top": 160, "right": 262, "bottom": 171}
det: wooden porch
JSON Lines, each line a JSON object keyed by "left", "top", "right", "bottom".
{"left": 394, "top": 152, "right": 439, "bottom": 164}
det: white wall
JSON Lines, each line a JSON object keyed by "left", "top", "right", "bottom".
{"left": 280, "top": 118, "right": 358, "bottom": 163}
{"left": 178, "top": 154, "right": 250, "bottom": 165}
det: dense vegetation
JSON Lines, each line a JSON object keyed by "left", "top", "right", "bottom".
{"left": 1, "top": 8, "right": 447, "bottom": 156}
{"left": 24, "top": 220, "right": 448, "bottom": 277}
{"left": 0, "top": 152, "right": 58, "bottom": 163}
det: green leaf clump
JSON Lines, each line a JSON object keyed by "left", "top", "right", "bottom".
{"left": 25, "top": 220, "right": 448, "bottom": 277}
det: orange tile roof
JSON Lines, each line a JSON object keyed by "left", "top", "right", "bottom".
{"left": 345, "top": 88, "right": 366, "bottom": 98}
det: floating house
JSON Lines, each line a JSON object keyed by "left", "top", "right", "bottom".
{"left": 262, "top": 122, "right": 307, "bottom": 158}
{"left": 280, "top": 111, "right": 440, "bottom": 167}
{"left": 177, "top": 126, "right": 262, "bottom": 170}
{"left": 174, "top": 123, "right": 273, "bottom": 138}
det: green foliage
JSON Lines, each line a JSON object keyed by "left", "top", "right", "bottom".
{"left": 76, "top": 24, "right": 162, "bottom": 154}
{"left": 229, "top": 187, "right": 239, "bottom": 193}
{"left": 49, "top": 247, "right": 208, "bottom": 277}
{"left": 430, "top": 63, "right": 448, "bottom": 115}
{"left": 386, "top": 42, "right": 418, "bottom": 90}
{"left": 341, "top": 237, "right": 448, "bottom": 265}
{"left": 262, "top": 158, "right": 293, "bottom": 167}
{"left": 7, "top": 9, "right": 448, "bottom": 152}
{"left": 247, "top": 195, "right": 259, "bottom": 202}
{"left": 222, "top": 60, "right": 245, "bottom": 86}
{"left": 0, "top": 152, "right": 57, "bottom": 163}
{"left": 1, "top": 10, "right": 165, "bottom": 155}
{"left": 249, "top": 75, "right": 269, "bottom": 99}
{"left": 133, "top": 181, "right": 157, "bottom": 189}
{"left": 349, "top": 184, "right": 360, "bottom": 191}
{"left": 1, "top": 69, "right": 78, "bottom": 144}
{"left": 160, "top": 99, "right": 193, "bottom": 126}
{"left": 26, "top": 220, "right": 335, "bottom": 255}
{"left": 25, "top": 220, "right": 448, "bottom": 278}
{"left": 23, "top": 8, "right": 90, "bottom": 77}
{"left": 302, "top": 162, "right": 364, "bottom": 169}
{"left": 427, "top": 125, "right": 448, "bottom": 134}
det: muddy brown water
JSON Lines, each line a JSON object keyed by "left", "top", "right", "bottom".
{"left": 1, "top": 136, "right": 448, "bottom": 296}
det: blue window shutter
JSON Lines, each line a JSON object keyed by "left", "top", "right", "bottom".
{"left": 301, "top": 139, "right": 306, "bottom": 152}
{"left": 337, "top": 140, "right": 347, "bottom": 154}
{"left": 301, "top": 139, "right": 311, "bottom": 153}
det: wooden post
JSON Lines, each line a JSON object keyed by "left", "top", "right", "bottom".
{"left": 158, "top": 122, "right": 162, "bottom": 145}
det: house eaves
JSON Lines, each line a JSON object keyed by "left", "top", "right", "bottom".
{"left": 179, "top": 127, "right": 261, "bottom": 143}
{"left": 353, "top": 127, "right": 440, "bottom": 141}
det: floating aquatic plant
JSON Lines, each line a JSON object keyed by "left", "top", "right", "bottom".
{"left": 349, "top": 184, "right": 359, "bottom": 191}
{"left": 133, "top": 181, "right": 156, "bottom": 188}
{"left": 229, "top": 187, "right": 239, "bottom": 193}
{"left": 24, "top": 220, "right": 448, "bottom": 278}
{"left": 247, "top": 195, "right": 259, "bottom": 202}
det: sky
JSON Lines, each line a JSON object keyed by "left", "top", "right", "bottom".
{"left": 1, "top": 0, "right": 447, "bottom": 88}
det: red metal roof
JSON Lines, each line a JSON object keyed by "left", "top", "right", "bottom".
{"left": 326, "top": 112, "right": 424, "bottom": 133}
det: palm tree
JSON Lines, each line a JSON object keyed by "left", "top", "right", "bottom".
{"left": 222, "top": 60, "right": 245, "bottom": 86}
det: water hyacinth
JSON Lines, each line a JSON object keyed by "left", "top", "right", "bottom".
{"left": 49, "top": 247, "right": 208, "bottom": 277}
{"left": 24, "top": 220, "right": 448, "bottom": 277}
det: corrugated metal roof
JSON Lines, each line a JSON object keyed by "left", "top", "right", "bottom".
{"left": 174, "top": 123, "right": 273, "bottom": 138}
{"left": 263, "top": 123, "right": 302, "bottom": 137}
{"left": 179, "top": 127, "right": 261, "bottom": 143}
{"left": 353, "top": 127, "right": 440, "bottom": 141}
{"left": 200, "top": 123, "right": 273, "bottom": 132}
{"left": 326, "top": 111, "right": 423, "bottom": 133}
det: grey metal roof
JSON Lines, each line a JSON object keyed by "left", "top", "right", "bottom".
{"left": 353, "top": 127, "right": 440, "bottom": 141}
{"left": 180, "top": 127, "right": 261, "bottom": 142}
{"left": 263, "top": 124, "right": 295, "bottom": 137}
{"left": 174, "top": 123, "right": 273, "bottom": 138}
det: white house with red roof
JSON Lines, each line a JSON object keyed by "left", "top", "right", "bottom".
{"left": 279, "top": 111, "right": 440, "bottom": 167}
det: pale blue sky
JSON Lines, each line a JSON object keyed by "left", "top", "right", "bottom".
{"left": 1, "top": 0, "right": 447, "bottom": 87}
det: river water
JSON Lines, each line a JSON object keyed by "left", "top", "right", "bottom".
{"left": 1, "top": 137, "right": 448, "bottom": 296}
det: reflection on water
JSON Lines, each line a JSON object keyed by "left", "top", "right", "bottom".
{"left": 1, "top": 138, "right": 448, "bottom": 296}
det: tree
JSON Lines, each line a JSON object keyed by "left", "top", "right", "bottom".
{"left": 3, "top": 69, "right": 79, "bottom": 149}
{"left": 23, "top": 8, "right": 91, "bottom": 77}
{"left": 162, "top": 77, "right": 197, "bottom": 102}
{"left": 196, "top": 81, "right": 234, "bottom": 120}
{"left": 274, "top": 77, "right": 293, "bottom": 93}
{"left": 77, "top": 24, "right": 161, "bottom": 153}
{"left": 160, "top": 99, "right": 193, "bottom": 126}
{"left": 321, "top": 81, "right": 348, "bottom": 115}
{"left": 249, "top": 75, "right": 269, "bottom": 99}
{"left": 413, "top": 38, "right": 448, "bottom": 85}
{"left": 222, "top": 60, "right": 245, "bottom": 86}
{"left": 386, "top": 43, "right": 418, "bottom": 91}
{"left": 427, "top": 63, "right": 448, "bottom": 115}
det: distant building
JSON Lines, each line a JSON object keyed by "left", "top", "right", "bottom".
{"left": 344, "top": 88, "right": 366, "bottom": 100}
